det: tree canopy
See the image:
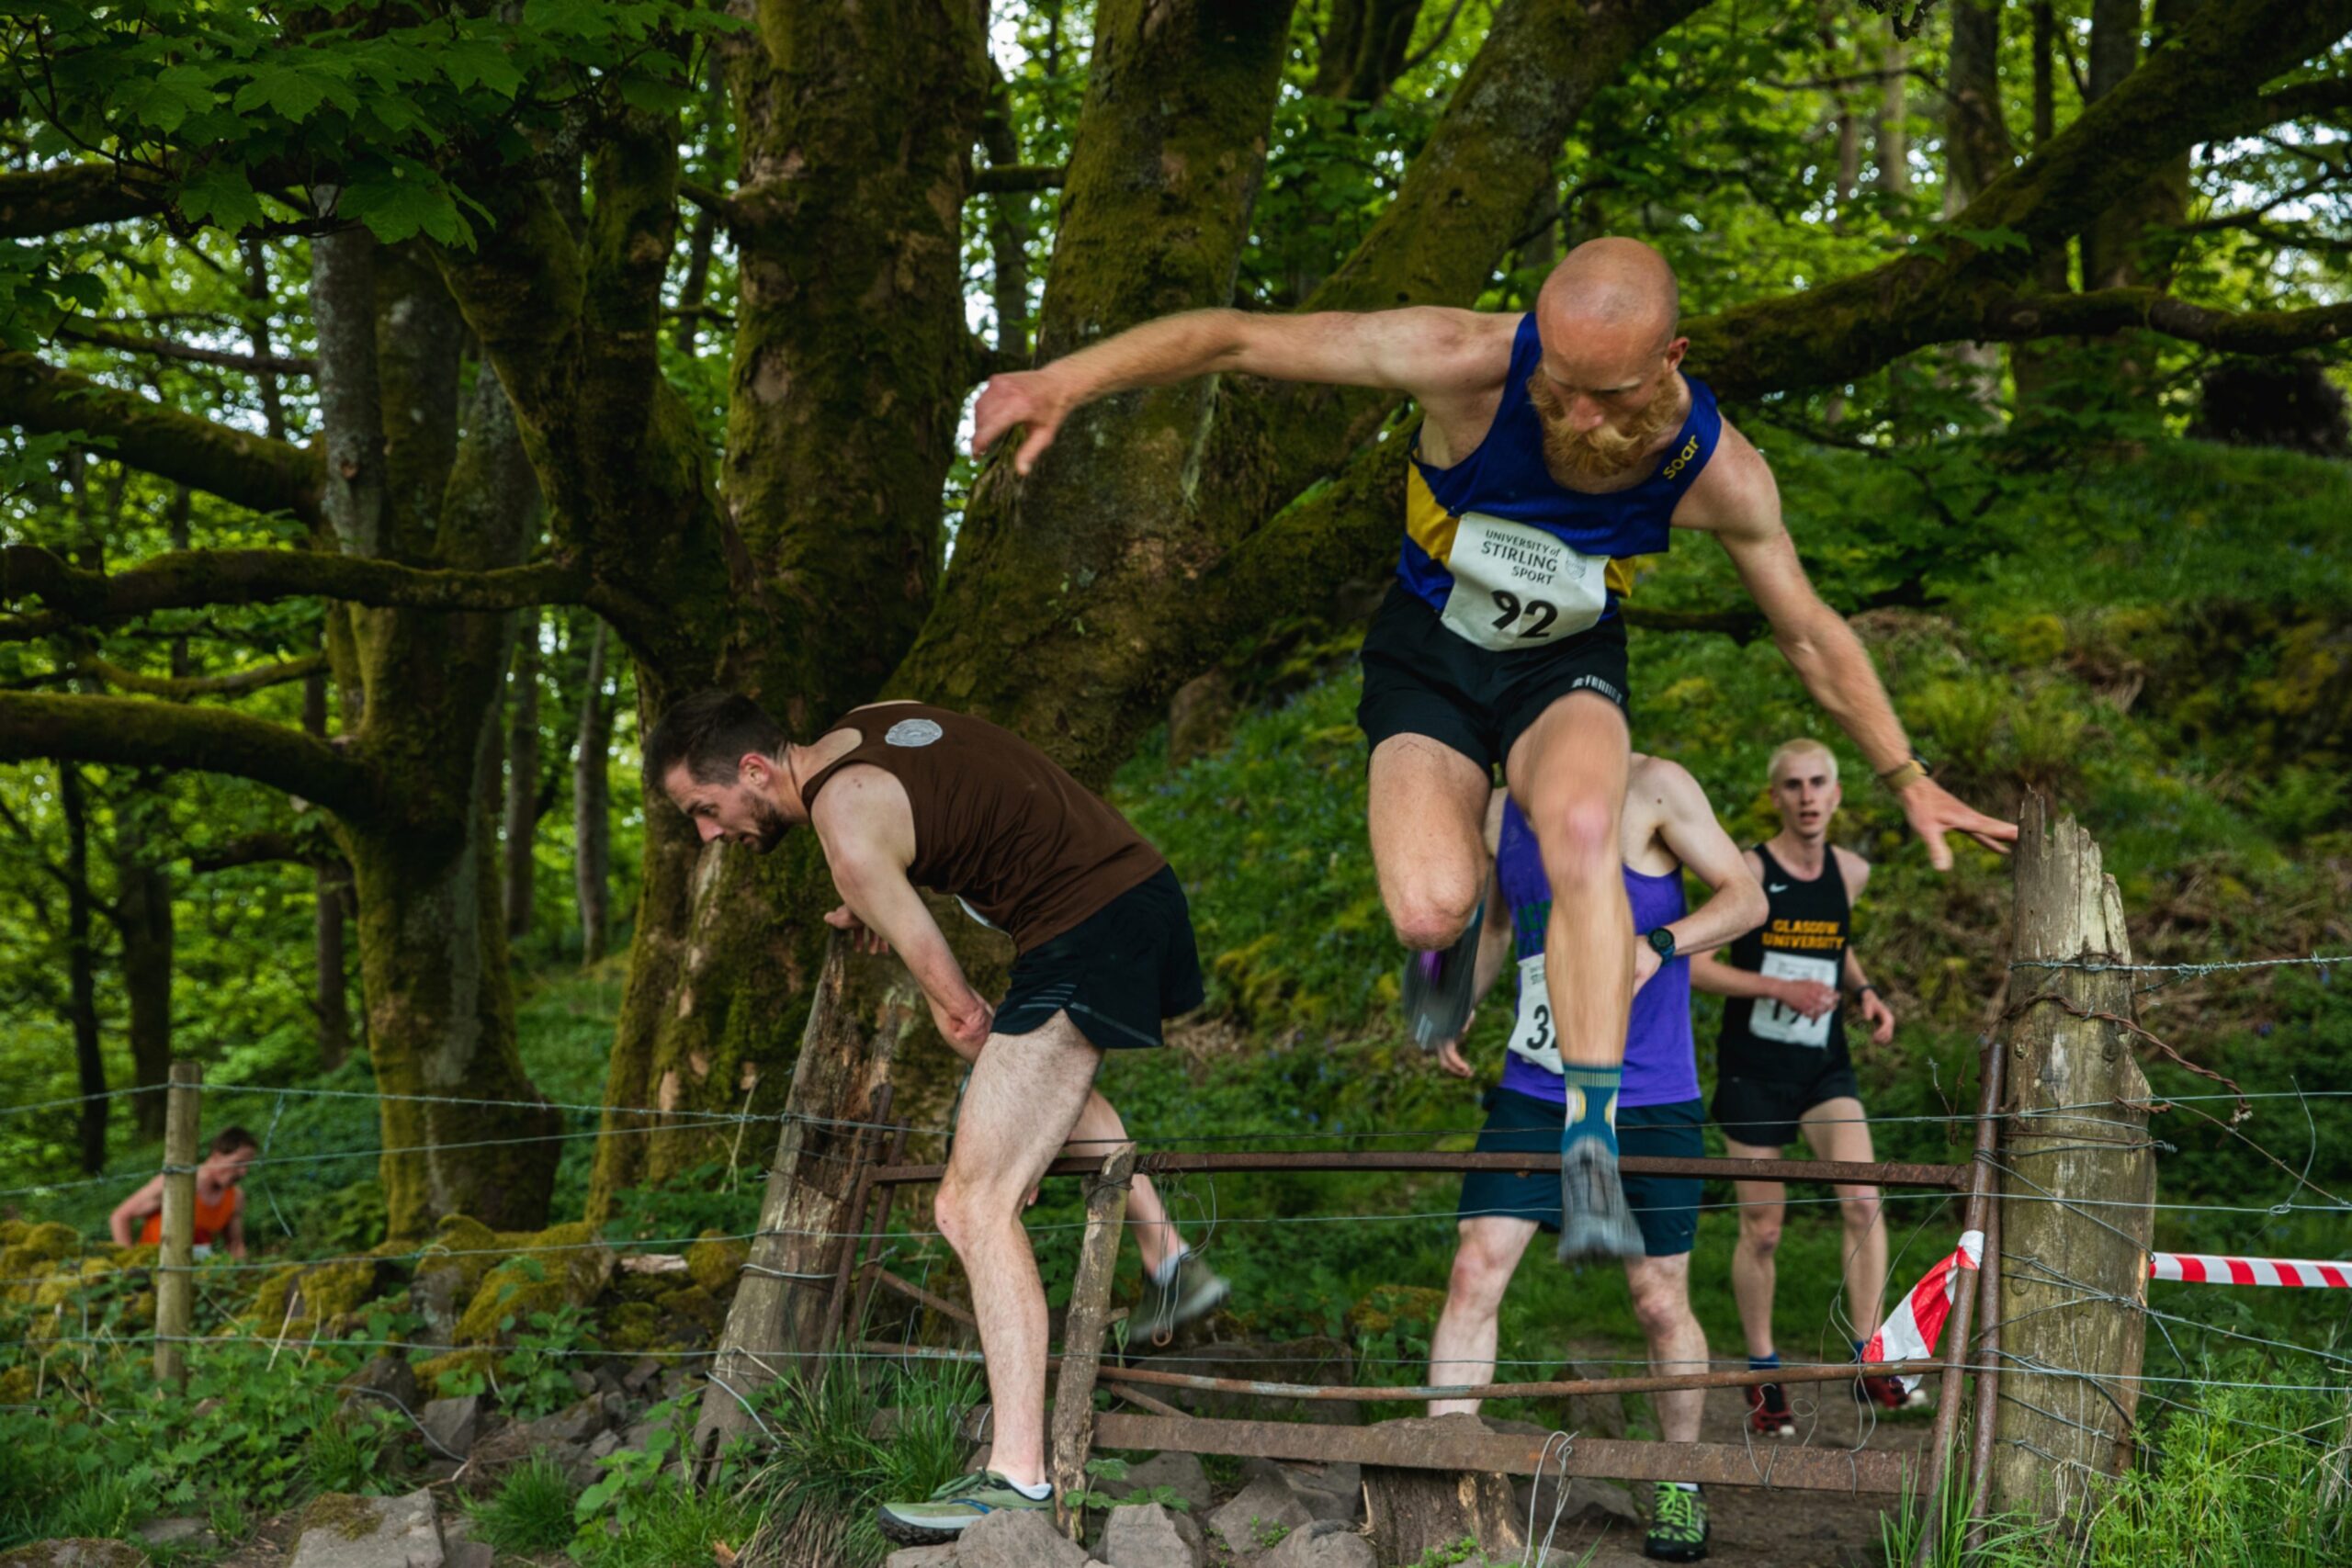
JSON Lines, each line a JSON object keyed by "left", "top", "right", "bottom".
{"left": 0, "top": 0, "right": 2345, "bottom": 1233}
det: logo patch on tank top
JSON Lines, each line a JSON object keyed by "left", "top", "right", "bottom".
{"left": 885, "top": 718, "right": 944, "bottom": 748}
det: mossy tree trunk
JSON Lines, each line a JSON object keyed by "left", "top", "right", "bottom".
{"left": 110, "top": 790, "right": 175, "bottom": 1142}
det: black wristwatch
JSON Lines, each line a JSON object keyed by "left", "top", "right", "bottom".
{"left": 1645, "top": 927, "right": 1678, "bottom": 962}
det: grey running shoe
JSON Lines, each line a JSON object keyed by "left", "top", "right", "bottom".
{"left": 1556, "top": 1134, "right": 1646, "bottom": 1260}
{"left": 1400, "top": 880, "right": 1488, "bottom": 1052}
{"left": 1644, "top": 1482, "right": 1709, "bottom": 1562}
{"left": 1131, "top": 1251, "right": 1231, "bottom": 1347}
{"left": 876, "top": 1471, "right": 1052, "bottom": 1544}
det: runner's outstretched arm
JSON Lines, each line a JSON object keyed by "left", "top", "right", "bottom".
{"left": 970, "top": 307, "right": 1502, "bottom": 474}
{"left": 108, "top": 1175, "right": 163, "bottom": 1247}
{"left": 1675, "top": 428, "right": 2018, "bottom": 871}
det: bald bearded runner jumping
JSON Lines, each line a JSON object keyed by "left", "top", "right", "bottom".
{"left": 972, "top": 236, "right": 2014, "bottom": 1258}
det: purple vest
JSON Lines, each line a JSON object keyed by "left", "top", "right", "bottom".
{"left": 1494, "top": 798, "right": 1699, "bottom": 1109}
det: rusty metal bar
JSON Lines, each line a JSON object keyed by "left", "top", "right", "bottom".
{"left": 854, "top": 1338, "right": 1936, "bottom": 1404}
{"left": 1112, "top": 1382, "right": 1189, "bottom": 1420}
{"left": 811, "top": 1083, "right": 891, "bottom": 1357}
{"left": 1913, "top": 1035, "right": 2006, "bottom": 1568}
{"left": 1091, "top": 1411, "right": 1916, "bottom": 1494}
{"left": 869, "top": 1149, "right": 1969, "bottom": 1188}
{"left": 1964, "top": 1131, "right": 2006, "bottom": 1551}
{"left": 846, "top": 1119, "right": 915, "bottom": 1339}
{"left": 864, "top": 1262, "right": 978, "bottom": 1328}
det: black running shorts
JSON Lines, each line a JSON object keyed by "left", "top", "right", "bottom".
{"left": 1456, "top": 1089, "right": 1702, "bottom": 1258}
{"left": 1356, "top": 582, "right": 1631, "bottom": 773}
{"left": 1710, "top": 1066, "right": 1865, "bottom": 1149}
{"left": 994, "top": 866, "right": 1204, "bottom": 1051}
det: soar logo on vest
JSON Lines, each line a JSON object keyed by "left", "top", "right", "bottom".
{"left": 1660, "top": 433, "right": 1702, "bottom": 482}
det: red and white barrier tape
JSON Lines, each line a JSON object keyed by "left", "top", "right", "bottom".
{"left": 2150, "top": 1252, "right": 2352, "bottom": 1288}
{"left": 1860, "top": 1228, "right": 1981, "bottom": 1393}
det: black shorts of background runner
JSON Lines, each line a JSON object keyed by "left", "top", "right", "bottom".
{"left": 1356, "top": 582, "right": 1631, "bottom": 773}
{"left": 995, "top": 866, "right": 1204, "bottom": 1051}
{"left": 1456, "top": 1088, "right": 1702, "bottom": 1257}
{"left": 1710, "top": 1065, "right": 1864, "bottom": 1149}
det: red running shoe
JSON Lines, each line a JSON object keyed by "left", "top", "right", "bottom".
{"left": 1855, "top": 1372, "right": 1926, "bottom": 1410}
{"left": 1746, "top": 1380, "right": 1795, "bottom": 1438}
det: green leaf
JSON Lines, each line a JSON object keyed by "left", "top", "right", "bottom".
{"left": 619, "top": 76, "right": 693, "bottom": 117}
{"left": 113, "top": 62, "right": 217, "bottom": 133}
{"left": 179, "top": 164, "right": 264, "bottom": 232}
{"left": 233, "top": 62, "right": 360, "bottom": 124}
{"left": 339, "top": 171, "right": 469, "bottom": 246}
{"left": 440, "top": 36, "right": 524, "bottom": 97}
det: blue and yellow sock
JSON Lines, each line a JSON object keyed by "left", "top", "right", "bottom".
{"left": 1559, "top": 1064, "right": 1623, "bottom": 1157}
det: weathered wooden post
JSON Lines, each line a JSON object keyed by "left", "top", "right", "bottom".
{"left": 1050, "top": 1143, "right": 1135, "bottom": 1540}
{"left": 1987, "top": 797, "right": 2155, "bottom": 1522}
{"left": 154, "top": 1059, "right": 200, "bottom": 1389}
{"left": 693, "top": 939, "right": 918, "bottom": 1470}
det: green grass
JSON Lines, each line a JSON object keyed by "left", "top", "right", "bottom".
{"left": 467, "top": 1453, "right": 579, "bottom": 1557}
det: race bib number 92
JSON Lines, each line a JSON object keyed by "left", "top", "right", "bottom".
{"left": 1439, "top": 513, "right": 1609, "bottom": 652}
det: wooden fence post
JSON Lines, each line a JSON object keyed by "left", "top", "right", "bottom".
{"left": 693, "top": 940, "right": 917, "bottom": 1471}
{"left": 1051, "top": 1143, "right": 1135, "bottom": 1540}
{"left": 154, "top": 1060, "right": 201, "bottom": 1390}
{"left": 1987, "top": 797, "right": 2155, "bottom": 1523}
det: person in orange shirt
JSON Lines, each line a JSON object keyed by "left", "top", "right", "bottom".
{"left": 108, "top": 1126, "right": 257, "bottom": 1260}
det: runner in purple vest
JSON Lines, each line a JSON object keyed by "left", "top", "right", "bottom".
{"left": 1421, "top": 758, "right": 1766, "bottom": 1563}
{"left": 974, "top": 237, "right": 2013, "bottom": 1258}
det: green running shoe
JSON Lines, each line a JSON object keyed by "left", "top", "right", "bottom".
{"left": 1130, "top": 1250, "right": 1231, "bottom": 1347}
{"left": 1644, "top": 1482, "right": 1709, "bottom": 1562}
{"left": 876, "top": 1471, "right": 1052, "bottom": 1545}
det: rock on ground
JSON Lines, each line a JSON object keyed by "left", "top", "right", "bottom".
{"left": 287, "top": 1489, "right": 444, "bottom": 1568}
{"left": 882, "top": 1547, "right": 959, "bottom": 1568}
{"left": 0, "top": 1543, "right": 148, "bottom": 1567}
{"left": 1095, "top": 1501, "right": 1204, "bottom": 1568}
{"left": 419, "top": 1393, "right": 481, "bottom": 1461}
{"left": 1208, "top": 1474, "right": 1312, "bottom": 1555}
{"left": 137, "top": 1517, "right": 217, "bottom": 1549}
{"left": 954, "top": 1508, "right": 1091, "bottom": 1568}
{"left": 1255, "top": 1520, "right": 1375, "bottom": 1568}
{"left": 1104, "top": 1451, "right": 1215, "bottom": 1516}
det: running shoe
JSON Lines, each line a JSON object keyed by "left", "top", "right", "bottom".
{"left": 1856, "top": 1371, "right": 1927, "bottom": 1410}
{"left": 1746, "top": 1379, "right": 1796, "bottom": 1438}
{"left": 877, "top": 1472, "right": 1052, "bottom": 1544}
{"left": 1644, "top": 1482, "right": 1709, "bottom": 1562}
{"left": 1555, "top": 1134, "right": 1645, "bottom": 1260}
{"left": 1130, "top": 1251, "right": 1230, "bottom": 1346}
{"left": 1400, "top": 881, "right": 1487, "bottom": 1051}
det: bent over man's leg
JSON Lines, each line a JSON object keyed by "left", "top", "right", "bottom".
{"left": 931, "top": 1013, "right": 1103, "bottom": 1488}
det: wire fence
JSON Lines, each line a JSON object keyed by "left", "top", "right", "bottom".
{"left": 3, "top": 946, "right": 2348, "bottom": 1553}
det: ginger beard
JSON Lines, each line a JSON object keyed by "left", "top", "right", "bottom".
{"left": 1529, "top": 367, "right": 1681, "bottom": 485}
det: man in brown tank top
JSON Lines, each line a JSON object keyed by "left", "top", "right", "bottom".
{"left": 646, "top": 691, "right": 1227, "bottom": 1542}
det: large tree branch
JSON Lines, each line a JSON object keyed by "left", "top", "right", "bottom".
{"left": 1981, "top": 288, "right": 2352, "bottom": 353}
{"left": 0, "top": 351, "right": 322, "bottom": 525}
{"left": 2201, "top": 75, "right": 2352, "bottom": 144}
{"left": 0, "top": 693, "right": 383, "bottom": 823}
{"left": 1, "top": 545, "right": 589, "bottom": 642}
{"left": 0, "top": 164, "right": 169, "bottom": 240}
{"left": 972, "top": 164, "right": 1066, "bottom": 195}
{"left": 56, "top": 324, "right": 318, "bottom": 378}
{"left": 187, "top": 829, "right": 346, "bottom": 874}
{"left": 82, "top": 650, "right": 327, "bottom": 699}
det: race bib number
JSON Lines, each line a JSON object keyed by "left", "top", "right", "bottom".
{"left": 1439, "top": 513, "right": 1610, "bottom": 652}
{"left": 1749, "top": 951, "right": 1839, "bottom": 1047}
{"left": 1504, "top": 953, "right": 1562, "bottom": 1074}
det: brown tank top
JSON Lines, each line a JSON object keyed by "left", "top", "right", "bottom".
{"left": 797, "top": 704, "right": 1167, "bottom": 953}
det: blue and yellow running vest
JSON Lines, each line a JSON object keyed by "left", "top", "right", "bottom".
{"left": 1399, "top": 314, "right": 1723, "bottom": 650}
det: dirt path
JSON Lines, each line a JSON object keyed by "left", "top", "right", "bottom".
{"left": 1534, "top": 1382, "right": 1937, "bottom": 1568}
